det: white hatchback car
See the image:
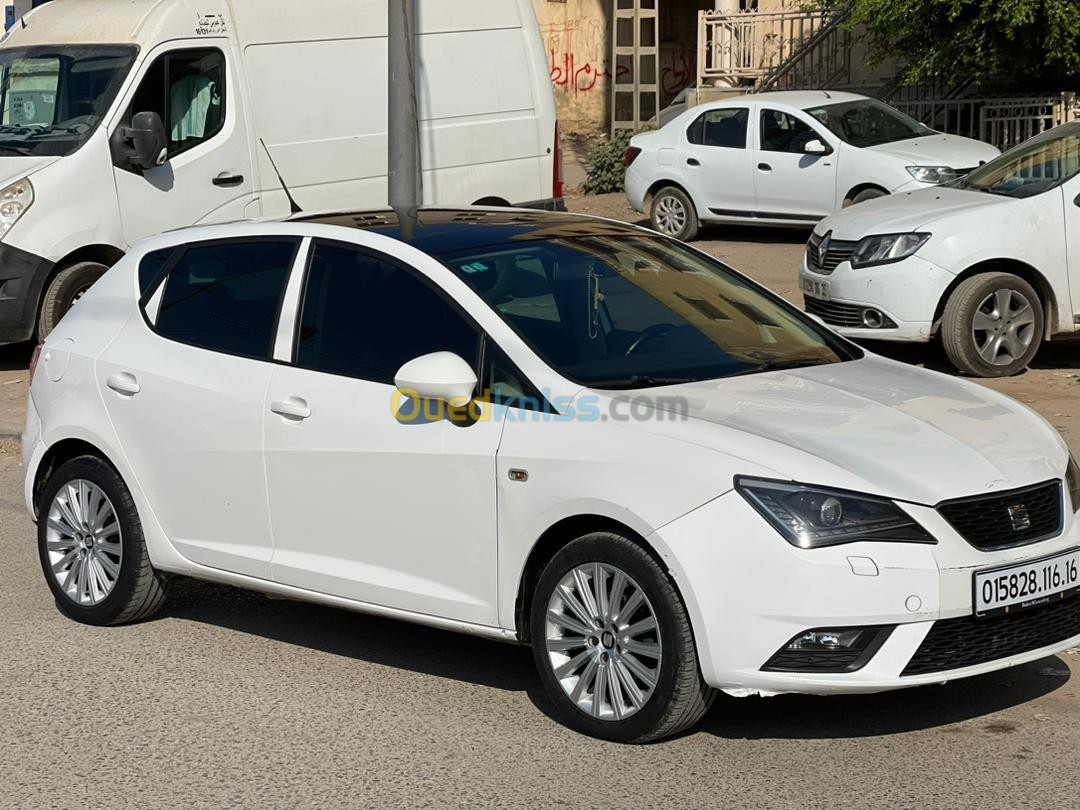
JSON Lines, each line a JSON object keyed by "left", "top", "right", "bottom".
{"left": 626, "top": 90, "right": 999, "bottom": 241}
{"left": 801, "top": 121, "right": 1080, "bottom": 377}
{"left": 23, "top": 208, "right": 1080, "bottom": 743}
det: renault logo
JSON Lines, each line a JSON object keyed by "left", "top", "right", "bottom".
{"left": 1007, "top": 503, "right": 1031, "bottom": 532}
{"left": 818, "top": 231, "right": 832, "bottom": 265}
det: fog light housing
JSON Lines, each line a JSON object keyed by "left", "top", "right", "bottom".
{"left": 762, "top": 626, "right": 894, "bottom": 672}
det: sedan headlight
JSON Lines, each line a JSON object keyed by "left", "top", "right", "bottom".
{"left": 0, "top": 177, "right": 33, "bottom": 238}
{"left": 850, "top": 232, "right": 930, "bottom": 268}
{"left": 1067, "top": 453, "right": 1080, "bottom": 513}
{"left": 736, "top": 478, "right": 935, "bottom": 549}
{"left": 906, "top": 165, "right": 958, "bottom": 184}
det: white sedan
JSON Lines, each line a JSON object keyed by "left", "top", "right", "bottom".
{"left": 23, "top": 208, "right": 1080, "bottom": 742}
{"left": 626, "top": 90, "right": 999, "bottom": 241}
{"left": 801, "top": 121, "right": 1080, "bottom": 377}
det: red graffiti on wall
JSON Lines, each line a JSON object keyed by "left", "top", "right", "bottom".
{"left": 549, "top": 50, "right": 630, "bottom": 96}
{"left": 661, "top": 50, "right": 696, "bottom": 99}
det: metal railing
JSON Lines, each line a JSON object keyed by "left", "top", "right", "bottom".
{"left": 697, "top": 8, "right": 832, "bottom": 86}
{"left": 756, "top": 6, "right": 853, "bottom": 92}
{"left": 892, "top": 94, "right": 1079, "bottom": 151}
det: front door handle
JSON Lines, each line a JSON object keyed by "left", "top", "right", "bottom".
{"left": 106, "top": 373, "right": 141, "bottom": 396}
{"left": 213, "top": 172, "right": 245, "bottom": 187}
{"left": 757, "top": 162, "right": 772, "bottom": 172}
{"left": 271, "top": 398, "right": 311, "bottom": 421}
{"left": 686, "top": 158, "right": 701, "bottom": 167}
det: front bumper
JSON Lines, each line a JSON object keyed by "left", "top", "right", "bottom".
{"left": 0, "top": 242, "right": 53, "bottom": 344}
{"left": 799, "top": 252, "right": 955, "bottom": 344}
{"left": 651, "top": 488, "right": 1080, "bottom": 696}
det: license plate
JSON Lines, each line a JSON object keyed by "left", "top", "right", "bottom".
{"left": 801, "top": 277, "right": 830, "bottom": 301}
{"left": 974, "top": 548, "right": 1080, "bottom": 618}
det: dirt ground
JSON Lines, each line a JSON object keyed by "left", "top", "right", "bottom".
{"left": 0, "top": 196, "right": 1077, "bottom": 454}
{"left": 568, "top": 192, "right": 1080, "bottom": 457}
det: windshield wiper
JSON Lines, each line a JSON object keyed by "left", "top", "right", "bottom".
{"left": 732, "top": 357, "right": 835, "bottom": 377}
{"left": 586, "top": 374, "right": 702, "bottom": 390}
{"left": 0, "top": 144, "right": 34, "bottom": 156}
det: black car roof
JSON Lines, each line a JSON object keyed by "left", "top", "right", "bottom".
{"left": 293, "top": 207, "right": 650, "bottom": 255}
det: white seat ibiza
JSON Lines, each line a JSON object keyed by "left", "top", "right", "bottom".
{"left": 22, "top": 208, "right": 1080, "bottom": 742}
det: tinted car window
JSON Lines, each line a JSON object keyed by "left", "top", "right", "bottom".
{"left": 687, "top": 108, "right": 748, "bottom": 149}
{"left": 760, "top": 109, "right": 820, "bottom": 153}
{"left": 138, "top": 247, "right": 176, "bottom": 295}
{"left": 296, "top": 241, "right": 479, "bottom": 384}
{"left": 155, "top": 240, "right": 297, "bottom": 359}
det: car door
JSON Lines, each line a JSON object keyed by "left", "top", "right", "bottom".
{"left": 752, "top": 107, "right": 838, "bottom": 220}
{"left": 681, "top": 105, "right": 756, "bottom": 216}
{"left": 96, "top": 237, "right": 302, "bottom": 579}
{"left": 111, "top": 41, "right": 255, "bottom": 246}
{"left": 263, "top": 239, "right": 503, "bottom": 625}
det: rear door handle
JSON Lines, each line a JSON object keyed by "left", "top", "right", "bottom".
{"left": 213, "top": 172, "right": 245, "bottom": 187}
{"left": 757, "top": 162, "right": 772, "bottom": 172}
{"left": 686, "top": 158, "right": 700, "bottom": 167}
{"left": 271, "top": 398, "right": 311, "bottom": 421}
{"left": 106, "top": 373, "right": 141, "bottom": 396}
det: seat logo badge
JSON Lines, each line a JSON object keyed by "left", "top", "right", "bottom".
{"left": 1007, "top": 503, "right": 1031, "bottom": 532}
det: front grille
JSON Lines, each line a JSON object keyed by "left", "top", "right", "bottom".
{"left": 806, "top": 231, "right": 859, "bottom": 274}
{"left": 938, "top": 481, "right": 1063, "bottom": 551}
{"left": 804, "top": 296, "right": 898, "bottom": 330}
{"left": 902, "top": 595, "right": 1080, "bottom": 676}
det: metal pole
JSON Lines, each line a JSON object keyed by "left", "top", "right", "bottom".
{"left": 388, "top": 0, "right": 422, "bottom": 221}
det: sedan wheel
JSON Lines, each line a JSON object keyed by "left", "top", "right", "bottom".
{"left": 530, "top": 531, "right": 713, "bottom": 743}
{"left": 650, "top": 187, "right": 699, "bottom": 241}
{"left": 942, "top": 272, "right": 1044, "bottom": 378}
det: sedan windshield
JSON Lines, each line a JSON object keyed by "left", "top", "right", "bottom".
{"left": 805, "top": 99, "right": 934, "bottom": 147}
{"left": 440, "top": 234, "right": 855, "bottom": 388}
{"left": 0, "top": 45, "right": 136, "bottom": 157}
{"left": 956, "top": 123, "right": 1080, "bottom": 198}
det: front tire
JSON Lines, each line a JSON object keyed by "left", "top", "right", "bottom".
{"left": 650, "top": 187, "right": 699, "bottom": 241}
{"left": 37, "top": 455, "right": 168, "bottom": 626}
{"left": 37, "top": 261, "right": 108, "bottom": 340}
{"left": 530, "top": 531, "right": 713, "bottom": 743}
{"left": 941, "top": 272, "right": 1043, "bottom": 377}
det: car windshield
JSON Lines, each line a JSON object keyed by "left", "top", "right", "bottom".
{"left": 804, "top": 99, "right": 934, "bottom": 147}
{"left": 955, "top": 124, "right": 1080, "bottom": 198}
{"left": 439, "top": 233, "right": 856, "bottom": 388}
{"left": 0, "top": 45, "right": 136, "bottom": 157}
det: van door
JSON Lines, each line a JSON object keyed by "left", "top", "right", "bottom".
{"left": 111, "top": 42, "right": 253, "bottom": 245}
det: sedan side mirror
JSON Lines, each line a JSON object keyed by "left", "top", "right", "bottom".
{"left": 124, "top": 111, "right": 168, "bottom": 171}
{"left": 395, "top": 352, "right": 478, "bottom": 406}
{"left": 803, "top": 139, "right": 829, "bottom": 155}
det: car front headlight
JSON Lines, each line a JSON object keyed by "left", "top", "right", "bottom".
{"left": 849, "top": 232, "right": 930, "bottom": 268}
{"left": 906, "top": 165, "right": 958, "bottom": 184}
{"left": 0, "top": 177, "right": 33, "bottom": 238}
{"left": 1067, "top": 453, "right": 1080, "bottom": 513}
{"left": 736, "top": 477, "right": 935, "bottom": 549}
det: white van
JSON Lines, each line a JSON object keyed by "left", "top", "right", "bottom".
{"left": 0, "top": 0, "right": 563, "bottom": 343}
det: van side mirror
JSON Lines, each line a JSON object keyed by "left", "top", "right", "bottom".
{"left": 395, "top": 352, "right": 478, "bottom": 406}
{"left": 123, "top": 111, "right": 168, "bottom": 171}
{"left": 803, "top": 139, "right": 829, "bottom": 155}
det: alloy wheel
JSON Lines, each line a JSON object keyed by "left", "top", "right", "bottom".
{"left": 544, "top": 562, "right": 662, "bottom": 721}
{"left": 654, "top": 195, "right": 687, "bottom": 236}
{"left": 45, "top": 479, "right": 123, "bottom": 606}
{"left": 972, "top": 288, "right": 1036, "bottom": 366}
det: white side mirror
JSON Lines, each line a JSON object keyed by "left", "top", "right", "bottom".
{"left": 394, "top": 351, "right": 478, "bottom": 406}
{"left": 803, "top": 139, "right": 828, "bottom": 155}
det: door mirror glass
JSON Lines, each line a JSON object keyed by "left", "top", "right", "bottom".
{"left": 395, "top": 352, "right": 478, "bottom": 406}
{"left": 803, "top": 138, "right": 829, "bottom": 155}
{"left": 126, "top": 111, "right": 168, "bottom": 170}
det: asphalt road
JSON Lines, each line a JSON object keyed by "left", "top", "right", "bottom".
{"left": 1, "top": 449, "right": 1079, "bottom": 808}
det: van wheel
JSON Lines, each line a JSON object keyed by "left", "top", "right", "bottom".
{"left": 37, "top": 455, "right": 169, "bottom": 626}
{"left": 530, "top": 531, "right": 714, "bottom": 743}
{"left": 650, "top": 187, "right": 699, "bottom": 241}
{"left": 845, "top": 188, "right": 887, "bottom": 207}
{"left": 37, "top": 261, "right": 108, "bottom": 339}
{"left": 942, "top": 272, "right": 1044, "bottom": 377}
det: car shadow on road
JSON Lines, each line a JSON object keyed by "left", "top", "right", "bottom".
{"left": 165, "top": 577, "right": 1072, "bottom": 741}
{"left": 860, "top": 337, "right": 1080, "bottom": 374}
{"left": 0, "top": 341, "right": 33, "bottom": 373}
{"left": 699, "top": 224, "right": 812, "bottom": 245}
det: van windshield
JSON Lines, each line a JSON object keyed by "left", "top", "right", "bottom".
{"left": 0, "top": 45, "right": 136, "bottom": 157}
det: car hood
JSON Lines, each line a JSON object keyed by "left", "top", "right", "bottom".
{"left": 865, "top": 133, "right": 1000, "bottom": 168}
{"left": 816, "top": 185, "right": 1011, "bottom": 240}
{"left": 619, "top": 356, "right": 1066, "bottom": 505}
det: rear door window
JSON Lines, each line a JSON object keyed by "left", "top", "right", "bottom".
{"left": 687, "top": 108, "right": 749, "bottom": 149}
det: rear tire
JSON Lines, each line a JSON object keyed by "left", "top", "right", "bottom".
{"left": 941, "top": 272, "right": 1043, "bottom": 377}
{"left": 37, "top": 261, "right": 108, "bottom": 340}
{"left": 530, "top": 531, "right": 714, "bottom": 743}
{"left": 650, "top": 187, "right": 699, "bottom": 241}
{"left": 37, "top": 455, "right": 168, "bottom": 626}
